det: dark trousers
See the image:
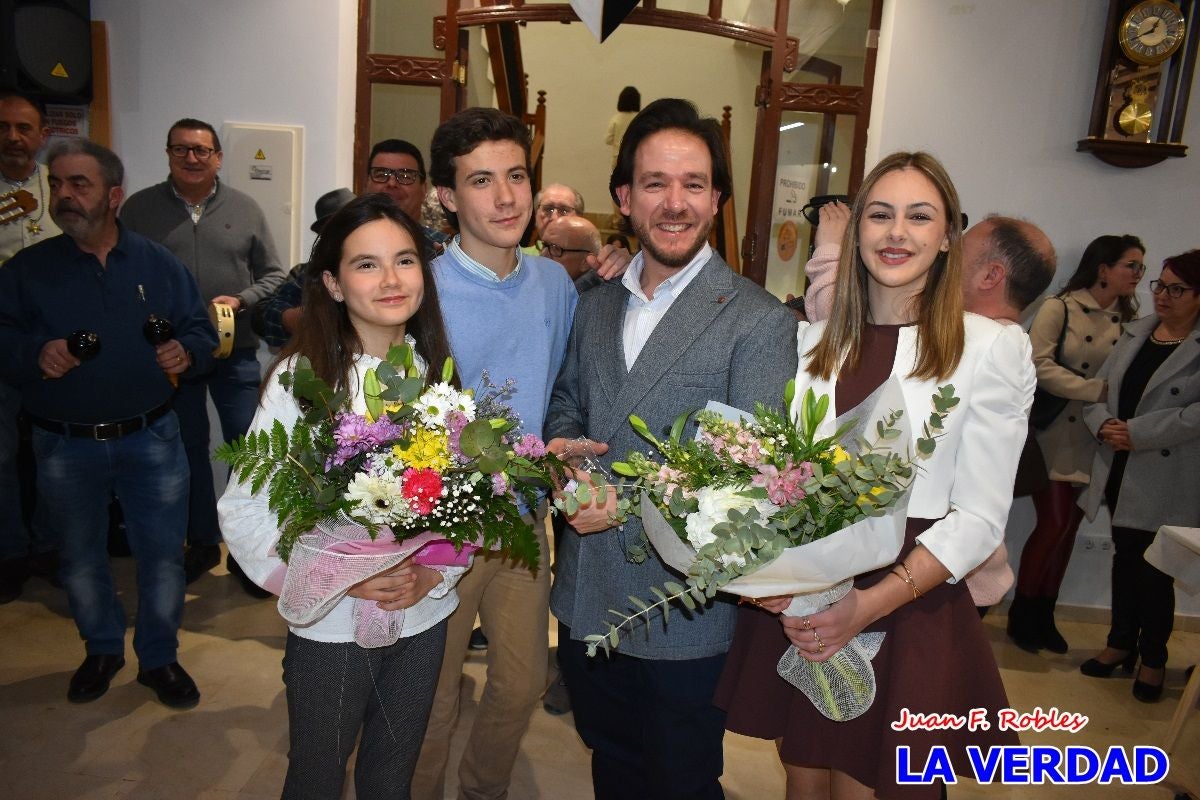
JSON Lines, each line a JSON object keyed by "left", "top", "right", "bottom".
{"left": 1017, "top": 480, "right": 1085, "bottom": 596}
{"left": 1107, "top": 526, "right": 1175, "bottom": 668}
{"left": 558, "top": 622, "right": 727, "bottom": 800}
{"left": 174, "top": 348, "right": 261, "bottom": 547}
{"left": 281, "top": 621, "right": 447, "bottom": 800}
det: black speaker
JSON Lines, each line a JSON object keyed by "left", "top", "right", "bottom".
{"left": 0, "top": 0, "right": 92, "bottom": 104}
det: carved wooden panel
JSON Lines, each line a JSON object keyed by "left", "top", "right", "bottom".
{"left": 365, "top": 54, "right": 445, "bottom": 86}
{"left": 778, "top": 83, "right": 866, "bottom": 115}
{"left": 433, "top": 16, "right": 446, "bottom": 51}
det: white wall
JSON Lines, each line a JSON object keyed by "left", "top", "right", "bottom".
{"left": 870, "top": 0, "right": 1200, "bottom": 616}
{"left": 91, "top": 0, "right": 358, "bottom": 260}
{"left": 870, "top": 0, "right": 1199, "bottom": 288}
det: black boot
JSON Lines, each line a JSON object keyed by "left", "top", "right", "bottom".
{"left": 1006, "top": 594, "right": 1044, "bottom": 653}
{"left": 1042, "top": 596, "right": 1068, "bottom": 654}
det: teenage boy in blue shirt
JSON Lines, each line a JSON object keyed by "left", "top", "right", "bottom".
{"left": 411, "top": 107, "right": 624, "bottom": 800}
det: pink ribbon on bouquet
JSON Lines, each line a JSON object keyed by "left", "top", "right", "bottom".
{"left": 277, "top": 522, "right": 483, "bottom": 648}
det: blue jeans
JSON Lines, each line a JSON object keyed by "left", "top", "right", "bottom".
{"left": 0, "top": 383, "right": 56, "bottom": 561}
{"left": 33, "top": 411, "right": 189, "bottom": 668}
{"left": 175, "top": 347, "right": 261, "bottom": 547}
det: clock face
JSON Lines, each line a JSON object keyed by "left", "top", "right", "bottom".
{"left": 1119, "top": 0, "right": 1187, "bottom": 65}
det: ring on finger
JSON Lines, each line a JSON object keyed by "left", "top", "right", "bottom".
{"left": 813, "top": 630, "right": 825, "bottom": 652}
{"left": 801, "top": 617, "right": 813, "bottom": 630}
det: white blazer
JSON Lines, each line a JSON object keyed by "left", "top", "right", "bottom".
{"left": 794, "top": 313, "right": 1035, "bottom": 581}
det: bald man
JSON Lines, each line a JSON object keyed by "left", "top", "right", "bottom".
{"left": 959, "top": 215, "right": 1057, "bottom": 323}
{"left": 541, "top": 214, "right": 604, "bottom": 289}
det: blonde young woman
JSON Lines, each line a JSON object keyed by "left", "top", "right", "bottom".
{"left": 715, "top": 152, "right": 1035, "bottom": 800}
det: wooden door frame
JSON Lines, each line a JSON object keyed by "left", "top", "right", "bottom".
{"left": 355, "top": 0, "right": 882, "bottom": 285}
{"left": 740, "top": 0, "right": 883, "bottom": 285}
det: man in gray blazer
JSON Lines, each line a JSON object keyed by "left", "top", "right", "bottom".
{"left": 544, "top": 98, "right": 798, "bottom": 800}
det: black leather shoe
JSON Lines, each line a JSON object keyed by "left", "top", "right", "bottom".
{"left": 68, "top": 654, "right": 126, "bottom": 703}
{"left": 1042, "top": 598, "right": 1069, "bottom": 654}
{"left": 468, "top": 626, "right": 488, "bottom": 651}
{"left": 183, "top": 545, "right": 221, "bottom": 584}
{"left": 227, "top": 554, "right": 272, "bottom": 599}
{"left": 137, "top": 662, "right": 200, "bottom": 709}
{"left": 1080, "top": 651, "right": 1137, "bottom": 678}
{"left": 1132, "top": 667, "right": 1165, "bottom": 703}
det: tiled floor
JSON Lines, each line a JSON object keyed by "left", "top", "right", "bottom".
{"left": 1, "top": 553, "right": 1197, "bottom": 800}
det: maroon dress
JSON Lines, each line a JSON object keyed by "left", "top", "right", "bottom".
{"left": 714, "top": 324, "right": 1019, "bottom": 799}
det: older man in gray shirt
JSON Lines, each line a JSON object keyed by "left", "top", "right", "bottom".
{"left": 121, "top": 117, "right": 285, "bottom": 589}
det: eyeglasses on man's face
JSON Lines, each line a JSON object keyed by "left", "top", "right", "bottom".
{"left": 538, "top": 203, "right": 576, "bottom": 219}
{"left": 368, "top": 167, "right": 423, "bottom": 186}
{"left": 1149, "top": 279, "right": 1196, "bottom": 299}
{"left": 541, "top": 241, "right": 591, "bottom": 259}
{"left": 1117, "top": 259, "right": 1147, "bottom": 277}
{"left": 166, "top": 144, "right": 217, "bottom": 160}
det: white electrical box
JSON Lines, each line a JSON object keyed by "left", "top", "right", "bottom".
{"left": 220, "top": 122, "right": 304, "bottom": 267}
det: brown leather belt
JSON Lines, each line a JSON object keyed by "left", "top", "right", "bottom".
{"left": 28, "top": 401, "right": 173, "bottom": 441}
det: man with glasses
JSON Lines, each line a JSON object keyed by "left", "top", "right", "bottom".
{"left": 541, "top": 213, "right": 603, "bottom": 290}
{"left": 365, "top": 138, "right": 450, "bottom": 253}
{"left": 523, "top": 182, "right": 584, "bottom": 254}
{"left": 121, "top": 118, "right": 286, "bottom": 590}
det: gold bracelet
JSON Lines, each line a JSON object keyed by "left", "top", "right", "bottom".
{"left": 894, "top": 561, "right": 922, "bottom": 600}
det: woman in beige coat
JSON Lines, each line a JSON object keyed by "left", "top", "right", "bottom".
{"left": 1008, "top": 235, "right": 1144, "bottom": 653}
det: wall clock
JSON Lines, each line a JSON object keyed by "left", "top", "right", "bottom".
{"left": 1078, "top": 0, "right": 1197, "bottom": 168}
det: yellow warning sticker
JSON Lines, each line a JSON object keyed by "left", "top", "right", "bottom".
{"left": 254, "top": 149, "right": 266, "bottom": 160}
{"left": 51, "top": 63, "right": 70, "bottom": 79}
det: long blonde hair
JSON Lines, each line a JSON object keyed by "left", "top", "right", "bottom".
{"left": 806, "top": 151, "right": 965, "bottom": 381}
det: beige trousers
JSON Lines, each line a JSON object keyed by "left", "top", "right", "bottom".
{"left": 412, "top": 507, "right": 550, "bottom": 800}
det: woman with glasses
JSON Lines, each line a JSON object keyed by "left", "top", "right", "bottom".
{"left": 1077, "top": 250, "right": 1200, "bottom": 701}
{"left": 1008, "top": 235, "right": 1145, "bottom": 654}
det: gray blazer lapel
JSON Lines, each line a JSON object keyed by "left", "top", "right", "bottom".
{"left": 589, "top": 285, "right": 630, "bottom": 407}
{"left": 600, "top": 256, "right": 736, "bottom": 441}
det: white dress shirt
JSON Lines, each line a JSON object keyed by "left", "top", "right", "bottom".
{"left": 621, "top": 243, "right": 712, "bottom": 370}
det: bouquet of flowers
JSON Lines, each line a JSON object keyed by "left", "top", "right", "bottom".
{"left": 217, "top": 343, "right": 566, "bottom": 647}
{"left": 561, "top": 376, "right": 958, "bottom": 720}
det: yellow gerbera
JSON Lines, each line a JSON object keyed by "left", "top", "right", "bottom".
{"left": 395, "top": 428, "right": 452, "bottom": 471}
